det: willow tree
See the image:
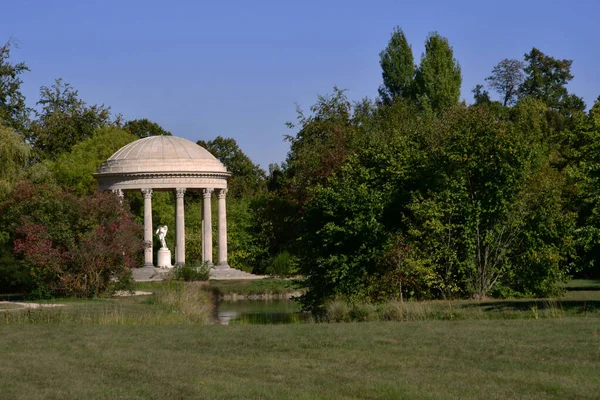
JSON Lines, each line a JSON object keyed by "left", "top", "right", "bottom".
{"left": 0, "top": 124, "right": 30, "bottom": 193}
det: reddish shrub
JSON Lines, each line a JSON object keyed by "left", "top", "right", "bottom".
{"left": 4, "top": 180, "right": 143, "bottom": 297}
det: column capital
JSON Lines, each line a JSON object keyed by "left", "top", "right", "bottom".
{"left": 141, "top": 188, "right": 153, "bottom": 199}
{"left": 203, "top": 188, "right": 214, "bottom": 198}
{"left": 112, "top": 188, "right": 124, "bottom": 198}
{"left": 176, "top": 188, "right": 186, "bottom": 198}
{"left": 217, "top": 188, "right": 228, "bottom": 199}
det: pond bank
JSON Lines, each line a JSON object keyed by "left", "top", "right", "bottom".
{"left": 220, "top": 290, "right": 304, "bottom": 301}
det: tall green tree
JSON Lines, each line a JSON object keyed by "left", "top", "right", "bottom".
{"left": 518, "top": 48, "right": 584, "bottom": 112}
{"left": 0, "top": 39, "right": 30, "bottom": 133}
{"left": 414, "top": 32, "right": 462, "bottom": 112}
{"left": 197, "top": 136, "right": 265, "bottom": 198}
{"left": 284, "top": 87, "right": 357, "bottom": 203}
{"left": 486, "top": 58, "right": 524, "bottom": 106}
{"left": 28, "top": 79, "right": 113, "bottom": 160}
{"left": 49, "top": 127, "right": 137, "bottom": 195}
{"left": 123, "top": 118, "right": 171, "bottom": 138}
{"left": 378, "top": 27, "right": 415, "bottom": 104}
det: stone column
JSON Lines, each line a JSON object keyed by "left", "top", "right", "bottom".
{"left": 202, "top": 188, "right": 214, "bottom": 266}
{"left": 142, "top": 188, "right": 153, "bottom": 267}
{"left": 217, "top": 188, "right": 229, "bottom": 267}
{"left": 175, "top": 188, "right": 186, "bottom": 265}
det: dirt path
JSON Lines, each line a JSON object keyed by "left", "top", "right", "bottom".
{"left": 0, "top": 301, "right": 65, "bottom": 311}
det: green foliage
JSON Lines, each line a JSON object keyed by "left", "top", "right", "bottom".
{"left": 266, "top": 250, "right": 298, "bottom": 277}
{"left": 284, "top": 87, "right": 357, "bottom": 202}
{"left": 289, "top": 90, "right": 579, "bottom": 309}
{"left": 472, "top": 84, "right": 491, "bottom": 106}
{"left": 0, "top": 181, "right": 143, "bottom": 297}
{"left": 414, "top": 32, "right": 462, "bottom": 112}
{"left": 226, "top": 197, "right": 264, "bottom": 272}
{"left": 28, "top": 79, "right": 113, "bottom": 160}
{"left": 170, "top": 264, "right": 210, "bottom": 282}
{"left": 0, "top": 39, "right": 30, "bottom": 133}
{"left": 0, "top": 124, "right": 30, "bottom": 195}
{"left": 518, "top": 48, "right": 585, "bottom": 113}
{"left": 486, "top": 58, "right": 524, "bottom": 106}
{"left": 197, "top": 136, "right": 265, "bottom": 198}
{"left": 49, "top": 127, "right": 137, "bottom": 195}
{"left": 123, "top": 118, "right": 171, "bottom": 138}
{"left": 378, "top": 27, "right": 415, "bottom": 104}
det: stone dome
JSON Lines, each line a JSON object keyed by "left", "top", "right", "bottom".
{"left": 96, "top": 135, "right": 228, "bottom": 175}
{"left": 94, "top": 135, "right": 230, "bottom": 191}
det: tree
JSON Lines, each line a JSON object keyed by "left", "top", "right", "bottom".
{"left": 518, "top": 48, "right": 584, "bottom": 111}
{"left": 197, "top": 136, "right": 265, "bottom": 198}
{"left": 123, "top": 118, "right": 171, "bottom": 138}
{"left": 0, "top": 124, "right": 30, "bottom": 190}
{"left": 0, "top": 39, "right": 30, "bottom": 133}
{"left": 284, "top": 87, "right": 357, "bottom": 203}
{"left": 378, "top": 27, "right": 415, "bottom": 104}
{"left": 486, "top": 58, "right": 524, "bottom": 106}
{"left": 28, "top": 79, "right": 113, "bottom": 159}
{"left": 49, "top": 127, "right": 137, "bottom": 195}
{"left": 472, "top": 84, "right": 491, "bottom": 105}
{"left": 414, "top": 32, "right": 462, "bottom": 112}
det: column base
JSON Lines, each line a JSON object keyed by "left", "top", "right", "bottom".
{"left": 214, "top": 262, "right": 230, "bottom": 269}
{"left": 143, "top": 263, "right": 155, "bottom": 268}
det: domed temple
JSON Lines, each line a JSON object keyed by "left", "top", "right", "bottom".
{"left": 94, "top": 135, "right": 231, "bottom": 271}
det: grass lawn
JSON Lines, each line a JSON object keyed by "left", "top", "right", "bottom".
{"left": 205, "top": 278, "right": 302, "bottom": 297}
{"left": 1, "top": 279, "right": 599, "bottom": 399}
{"left": 1, "top": 318, "right": 599, "bottom": 399}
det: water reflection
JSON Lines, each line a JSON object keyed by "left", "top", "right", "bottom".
{"left": 215, "top": 299, "right": 311, "bottom": 325}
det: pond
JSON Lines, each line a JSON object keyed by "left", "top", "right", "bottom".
{"left": 215, "top": 299, "right": 311, "bottom": 325}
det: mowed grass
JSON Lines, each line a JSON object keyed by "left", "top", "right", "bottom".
{"left": 0, "top": 318, "right": 599, "bottom": 400}
{"left": 205, "top": 278, "right": 302, "bottom": 297}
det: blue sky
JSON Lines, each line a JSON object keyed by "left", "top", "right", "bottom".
{"left": 3, "top": 0, "right": 599, "bottom": 169}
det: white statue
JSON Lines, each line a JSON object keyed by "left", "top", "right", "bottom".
{"left": 155, "top": 225, "right": 168, "bottom": 249}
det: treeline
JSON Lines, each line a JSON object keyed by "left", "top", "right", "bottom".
{"left": 2, "top": 29, "right": 600, "bottom": 308}
{"left": 243, "top": 28, "right": 600, "bottom": 309}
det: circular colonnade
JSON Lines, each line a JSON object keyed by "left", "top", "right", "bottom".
{"left": 94, "top": 135, "right": 230, "bottom": 269}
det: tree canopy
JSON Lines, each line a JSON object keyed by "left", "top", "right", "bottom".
{"left": 197, "top": 136, "right": 265, "bottom": 198}
{"left": 123, "top": 118, "right": 172, "bottom": 138}
{"left": 486, "top": 58, "right": 524, "bottom": 106}
{"left": 0, "top": 40, "right": 30, "bottom": 133}
{"left": 378, "top": 27, "right": 415, "bottom": 104}
{"left": 414, "top": 32, "right": 462, "bottom": 112}
{"left": 28, "top": 79, "right": 113, "bottom": 160}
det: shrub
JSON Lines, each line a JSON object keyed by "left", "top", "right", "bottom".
{"left": 171, "top": 263, "right": 210, "bottom": 282}
{"left": 266, "top": 250, "right": 298, "bottom": 277}
{"left": 1, "top": 180, "right": 143, "bottom": 298}
{"left": 325, "top": 300, "right": 351, "bottom": 322}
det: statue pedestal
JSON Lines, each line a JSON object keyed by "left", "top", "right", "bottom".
{"left": 157, "top": 248, "right": 172, "bottom": 268}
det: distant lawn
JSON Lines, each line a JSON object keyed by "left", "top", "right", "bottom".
{"left": 561, "top": 279, "right": 600, "bottom": 291}
{"left": 0, "top": 319, "right": 599, "bottom": 399}
{"left": 206, "top": 278, "right": 302, "bottom": 297}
